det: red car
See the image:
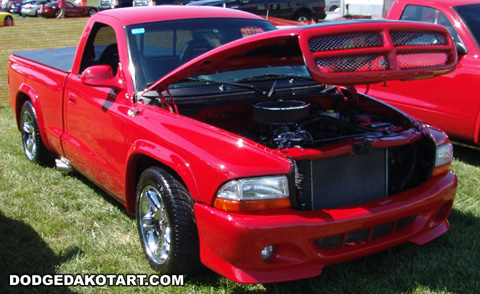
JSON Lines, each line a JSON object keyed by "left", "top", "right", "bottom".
{"left": 360, "top": 0, "right": 480, "bottom": 146}
{"left": 9, "top": 6, "right": 457, "bottom": 283}
{"left": 37, "top": 1, "right": 97, "bottom": 17}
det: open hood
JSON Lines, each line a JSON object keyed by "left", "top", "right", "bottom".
{"left": 141, "top": 20, "right": 457, "bottom": 96}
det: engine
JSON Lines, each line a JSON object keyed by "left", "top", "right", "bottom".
{"left": 249, "top": 99, "right": 405, "bottom": 149}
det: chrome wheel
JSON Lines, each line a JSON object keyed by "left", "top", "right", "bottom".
{"left": 138, "top": 184, "right": 171, "bottom": 266}
{"left": 19, "top": 101, "right": 54, "bottom": 165}
{"left": 21, "top": 110, "right": 37, "bottom": 161}
{"left": 136, "top": 167, "right": 203, "bottom": 274}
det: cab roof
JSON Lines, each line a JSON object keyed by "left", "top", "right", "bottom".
{"left": 97, "top": 5, "right": 264, "bottom": 26}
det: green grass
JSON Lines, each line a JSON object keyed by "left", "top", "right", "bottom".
{"left": 0, "top": 10, "right": 479, "bottom": 294}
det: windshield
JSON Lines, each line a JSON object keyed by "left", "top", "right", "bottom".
{"left": 453, "top": 4, "right": 480, "bottom": 50}
{"left": 126, "top": 18, "right": 276, "bottom": 92}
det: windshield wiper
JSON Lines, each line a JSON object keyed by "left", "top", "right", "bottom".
{"left": 237, "top": 74, "right": 314, "bottom": 83}
{"left": 180, "top": 77, "right": 267, "bottom": 95}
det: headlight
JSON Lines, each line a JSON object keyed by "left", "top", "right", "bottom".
{"left": 214, "top": 176, "right": 291, "bottom": 211}
{"left": 435, "top": 143, "right": 453, "bottom": 167}
{"left": 426, "top": 124, "right": 453, "bottom": 177}
{"left": 433, "top": 142, "right": 453, "bottom": 177}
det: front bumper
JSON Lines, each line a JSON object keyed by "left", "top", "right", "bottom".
{"left": 195, "top": 171, "right": 457, "bottom": 284}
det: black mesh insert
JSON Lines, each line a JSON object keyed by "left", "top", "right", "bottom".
{"left": 315, "top": 215, "right": 418, "bottom": 250}
{"left": 296, "top": 148, "right": 387, "bottom": 210}
{"left": 309, "top": 32, "right": 383, "bottom": 52}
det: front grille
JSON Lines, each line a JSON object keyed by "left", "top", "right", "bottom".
{"left": 309, "top": 32, "right": 383, "bottom": 52}
{"left": 315, "top": 215, "right": 417, "bottom": 250}
{"left": 397, "top": 52, "right": 449, "bottom": 69}
{"left": 293, "top": 140, "right": 435, "bottom": 211}
{"left": 295, "top": 148, "right": 387, "bottom": 210}
{"left": 316, "top": 54, "right": 388, "bottom": 73}
{"left": 390, "top": 30, "right": 447, "bottom": 46}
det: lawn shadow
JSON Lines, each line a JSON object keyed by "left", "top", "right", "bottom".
{"left": 453, "top": 142, "right": 480, "bottom": 168}
{"left": 64, "top": 171, "right": 133, "bottom": 219}
{"left": 0, "top": 210, "right": 81, "bottom": 294}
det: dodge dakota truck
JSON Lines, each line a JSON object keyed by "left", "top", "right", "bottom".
{"left": 9, "top": 6, "right": 458, "bottom": 283}
{"left": 360, "top": 0, "right": 480, "bottom": 146}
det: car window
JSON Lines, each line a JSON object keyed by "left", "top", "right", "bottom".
{"left": 400, "top": 5, "right": 464, "bottom": 47}
{"left": 453, "top": 4, "right": 480, "bottom": 50}
{"left": 80, "top": 23, "right": 119, "bottom": 75}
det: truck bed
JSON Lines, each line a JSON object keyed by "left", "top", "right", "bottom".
{"left": 13, "top": 47, "right": 77, "bottom": 73}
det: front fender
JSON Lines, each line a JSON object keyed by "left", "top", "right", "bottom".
{"left": 124, "top": 139, "right": 201, "bottom": 214}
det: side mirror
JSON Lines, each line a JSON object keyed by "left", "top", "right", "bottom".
{"left": 456, "top": 42, "right": 468, "bottom": 56}
{"left": 80, "top": 65, "right": 125, "bottom": 91}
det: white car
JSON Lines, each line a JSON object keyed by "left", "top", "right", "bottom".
{"left": 21, "top": 0, "right": 47, "bottom": 16}
{"left": 326, "top": 0, "right": 341, "bottom": 11}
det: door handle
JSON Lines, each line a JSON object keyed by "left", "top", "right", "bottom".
{"left": 68, "top": 93, "right": 77, "bottom": 105}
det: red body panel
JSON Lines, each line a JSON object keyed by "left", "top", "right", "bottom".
{"left": 360, "top": 0, "right": 480, "bottom": 145}
{"left": 8, "top": 6, "right": 458, "bottom": 284}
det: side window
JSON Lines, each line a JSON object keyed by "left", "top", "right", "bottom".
{"left": 80, "top": 23, "right": 119, "bottom": 75}
{"left": 400, "top": 5, "right": 464, "bottom": 46}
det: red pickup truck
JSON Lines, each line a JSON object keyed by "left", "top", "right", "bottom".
{"left": 9, "top": 6, "right": 458, "bottom": 283}
{"left": 362, "top": 0, "right": 480, "bottom": 146}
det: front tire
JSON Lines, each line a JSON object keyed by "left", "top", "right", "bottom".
{"left": 136, "top": 167, "right": 202, "bottom": 274}
{"left": 4, "top": 16, "right": 13, "bottom": 26}
{"left": 20, "top": 101, "right": 53, "bottom": 165}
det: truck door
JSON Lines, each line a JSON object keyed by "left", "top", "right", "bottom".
{"left": 62, "top": 22, "right": 131, "bottom": 200}
{"left": 376, "top": 4, "right": 480, "bottom": 142}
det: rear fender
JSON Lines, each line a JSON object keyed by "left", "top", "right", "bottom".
{"left": 15, "top": 84, "right": 47, "bottom": 146}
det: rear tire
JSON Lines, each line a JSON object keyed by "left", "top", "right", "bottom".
{"left": 136, "top": 167, "right": 203, "bottom": 274}
{"left": 294, "top": 12, "right": 312, "bottom": 22}
{"left": 20, "top": 101, "right": 54, "bottom": 165}
{"left": 88, "top": 8, "right": 97, "bottom": 16}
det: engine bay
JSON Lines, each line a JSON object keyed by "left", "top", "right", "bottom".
{"left": 185, "top": 89, "right": 412, "bottom": 149}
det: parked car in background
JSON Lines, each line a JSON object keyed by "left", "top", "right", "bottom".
{"left": 5, "top": 0, "right": 24, "bottom": 13}
{"left": 9, "top": 0, "right": 28, "bottom": 14}
{"left": 360, "top": 0, "right": 480, "bottom": 146}
{"left": 98, "top": 0, "right": 184, "bottom": 10}
{"left": 132, "top": 0, "right": 153, "bottom": 6}
{"left": 326, "top": 0, "right": 341, "bottom": 11}
{"left": 0, "top": 11, "right": 14, "bottom": 25}
{"left": 187, "top": 0, "right": 327, "bottom": 21}
{"left": 21, "top": 0, "right": 46, "bottom": 15}
{"left": 97, "top": 0, "right": 132, "bottom": 10}
{"left": 38, "top": 0, "right": 97, "bottom": 17}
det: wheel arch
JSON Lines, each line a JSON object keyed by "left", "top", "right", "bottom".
{"left": 124, "top": 145, "right": 200, "bottom": 215}
{"left": 473, "top": 111, "right": 480, "bottom": 145}
{"left": 293, "top": 6, "right": 314, "bottom": 20}
{"left": 13, "top": 91, "right": 30, "bottom": 131}
{"left": 13, "top": 86, "right": 48, "bottom": 149}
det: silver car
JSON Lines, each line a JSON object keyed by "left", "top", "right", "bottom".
{"left": 21, "top": 0, "right": 47, "bottom": 16}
